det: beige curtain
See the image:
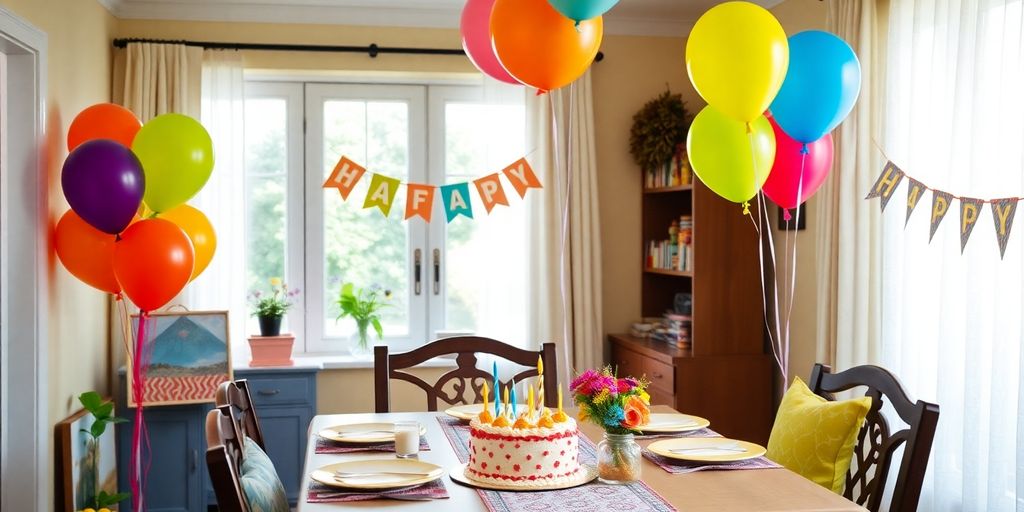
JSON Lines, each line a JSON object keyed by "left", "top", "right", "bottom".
{"left": 526, "top": 70, "right": 603, "bottom": 387}
{"left": 113, "top": 42, "right": 202, "bottom": 120}
{"left": 813, "top": 0, "right": 887, "bottom": 371}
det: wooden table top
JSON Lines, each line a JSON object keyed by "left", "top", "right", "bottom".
{"left": 297, "top": 406, "right": 867, "bottom": 511}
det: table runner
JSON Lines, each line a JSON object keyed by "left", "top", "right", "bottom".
{"left": 638, "top": 427, "right": 782, "bottom": 475}
{"left": 436, "top": 416, "right": 676, "bottom": 512}
{"left": 307, "top": 479, "right": 450, "bottom": 502}
{"left": 314, "top": 436, "right": 431, "bottom": 454}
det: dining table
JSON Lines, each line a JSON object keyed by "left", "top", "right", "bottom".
{"left": 297, "top": 405, "right": 867, "bottom": 511}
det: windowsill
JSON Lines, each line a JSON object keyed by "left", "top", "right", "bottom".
{"left": 232, "top": 353, "right": 459, "bottom": 371}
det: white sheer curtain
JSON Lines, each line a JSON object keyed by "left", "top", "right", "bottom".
{"left": 187, "top": 51, "right": 248, "bottom": 362}
{"left": 880, "top": 0, "right": 1024, "bottom": 509}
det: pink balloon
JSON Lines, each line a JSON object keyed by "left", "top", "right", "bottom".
{"left": 763, "top": 117, "right": 834, "bottom": 210}
{"left": 460, "top": 0, "right": 520, "bottom": 85}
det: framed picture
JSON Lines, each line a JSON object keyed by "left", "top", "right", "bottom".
{"left": 128, "top": 310, "right": 232, "bottom": 407}
{"left": 777, "top": 203, "right": 807, "bottom": 231}
{"left": 55, "top": 403, "right": 119, "bottom": 511}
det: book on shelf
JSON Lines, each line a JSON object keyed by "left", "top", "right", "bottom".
{"left": 645, "top": 215, "right": 694, "bottom": 272}
{"left": 643, "top": 147, "right": 693, "bottom": 190}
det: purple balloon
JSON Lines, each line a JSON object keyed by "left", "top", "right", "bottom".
{"left": 61, "top": 139, "right": 145, "bottom": 234}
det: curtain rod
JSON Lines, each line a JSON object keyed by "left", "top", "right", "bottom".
{"left": 111, "top": 38, "right": 604, "bottom": 61}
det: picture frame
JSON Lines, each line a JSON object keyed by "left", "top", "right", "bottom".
{"left": 128, "top": 310, "right": 232, "bottom": 407}
{"left": 777, "top": 204, "right": 807, "bottom": 231}
{"left": 54, "top": 402, "right": 120, "bottom": 511}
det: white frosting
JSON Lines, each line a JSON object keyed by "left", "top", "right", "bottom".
{"left": 466, "top": 417, "right": 582, "bottom": 486}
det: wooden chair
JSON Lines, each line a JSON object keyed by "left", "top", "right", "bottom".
{"left": 807, "top": 364, "right": 940, "bottom": 512}
{"left": 205, "top": 405, "right": 249, "bottom": 512}
{"left": 216, "top": 379, "right": 265, "bottom": 449}
{"left": 374, "top": 337, "right": 558, "bottom": 413}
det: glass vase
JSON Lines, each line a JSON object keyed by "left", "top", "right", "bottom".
{"left": 596, "top": 432, "right": 642, "bottom": 484}
{"left": 349, "top": 318, "right": 372, "bottom": 355}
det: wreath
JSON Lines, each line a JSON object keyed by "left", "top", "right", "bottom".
{"left": 629, "top": 90, "right": 691, "bottom": 171}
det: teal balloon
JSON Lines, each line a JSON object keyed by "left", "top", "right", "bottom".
{"left": 546, "top": 0, "right": 618, "bottom": 23}
{"left": 769, "top": 30, "right": 861, "bottom": 143}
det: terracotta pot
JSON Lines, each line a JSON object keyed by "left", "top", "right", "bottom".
{"left": 248, "top": 334, "right": 295, "bottom": 367}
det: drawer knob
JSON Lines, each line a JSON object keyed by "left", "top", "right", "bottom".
{"left": 257, "top": 389, "right": 280, "bottom": 396}
{"left": 652, "top": 372, "right": 663, "bottom": 379}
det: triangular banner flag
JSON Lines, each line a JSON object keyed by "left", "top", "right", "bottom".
{"left": 362, "top": 173, "right": 401, "bottom": 216}
{"left": 865, "top": 161, "right": 905, "bottom": 211}
{"left": 440, "top": 182, "right": 473, "bottom": 222}
{"left": 323, "top": 155, "right": 367, "bottom": 200}
{"left": 959, "top": 197, "right": 985, "bottom": 253}
{"left": 473, "top": 173, "right": 510, "bottom": 213}
{"left": 405, "top": 183, "right": 436, "bottom": 222}
{"left": 905, "top": 178, "right": 927, "bottom": 227}
{"left": 929, "top": 190, "right": 954, "bottom": 243}
{"left": 991, "top": 198, "right": 1019, "bottom": 259}
{"left": 501, "top": 158, "right": 542, "bottom": 198}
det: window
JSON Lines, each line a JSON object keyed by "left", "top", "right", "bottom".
{"left": 243, "top": 80, "right": 527, "bottom": 353}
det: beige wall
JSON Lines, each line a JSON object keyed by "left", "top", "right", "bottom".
{"left": 317, "top": 366, "right": 455, "bottom": 413}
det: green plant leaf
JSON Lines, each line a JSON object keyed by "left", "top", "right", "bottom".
{"left": 95, "top": 402, "right": 114, "bottom": 420}
{"left": 97, "top": 491, "right": 131, "bottom": 507}
{"left": 90, "top": 420, "right": 108, "bottom": 439}
{"left": 105, "top": 416, "right": 129, "bottom": 425}
{"left": 371, "top": 317, "right": 383, "bottom": 339}
{"left": 79, "top": 391, "right": 103, "bottom": 413}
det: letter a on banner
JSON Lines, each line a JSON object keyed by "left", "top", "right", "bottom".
{"left": 959, "top": 197, "right": 985, "bottom": 253}
{"left": 502, "top": 158, "right": 543, "bottom": 198}
{"left": 440, "top": 183, "right": 473, "bottom": 222}
{"left": 905, "top": 178, "right": 927, "bottom": 227}
{"left": 323, "top": 155, "right": 367, "bottom": 200}
{"left": 865, "top": 161, "right": 905, "bottom": 211}
{"left": 363, "top": 173, "right": 401, "bottom": 216}
{"left": 405, "top": 184, "right": 436, "bottom": 222}
{"left": 991, "top": 198, "right": 1019, "bottom": 259}
{"left": 929, "top": 190, "right": 953, "bottom": 243}
{"left": 474, "top": 173, "right": 509, "bottom": 213}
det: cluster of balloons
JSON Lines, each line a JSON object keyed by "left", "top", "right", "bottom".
{"left": 55, "top": 103, "right": 217, "bottom": 312}
{"left": 685, "top": 1, "right": 861, "bottom": 212}
{"left": 461, "top": 0, "right": 615, "bottom": 92}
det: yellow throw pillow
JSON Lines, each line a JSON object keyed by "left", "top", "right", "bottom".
{"left": 766, "top": 376, "right": 872, "bottom": 494}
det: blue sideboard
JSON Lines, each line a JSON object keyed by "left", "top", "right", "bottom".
{"left": 117, "top": 366, "right": 318, "bottom": 510}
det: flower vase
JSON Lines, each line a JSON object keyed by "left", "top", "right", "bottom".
{"left": 596, "top": 432, "right": 642, "bottom": 484}
{"left": 258, "top": 314, "right": 283, "bottom": 337}
{"left": 349, "top": 318, "right": 372, "bottom": 355}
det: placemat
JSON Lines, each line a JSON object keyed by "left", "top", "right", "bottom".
{"left": 642, "top": 449, "right": 782, "bottom": 474}
{"left": 307, "top": 479, "right": 450, "bottom": 502}
{"left": 314, "top": 435, "right": 431, "bottom": 454}
{"left": 436, "top": 416, "right": 676, "bottom": 512}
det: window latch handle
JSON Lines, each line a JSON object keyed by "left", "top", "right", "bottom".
{"left": 433, "top": 249, "right": 440, "bottom": 295}
{"left": 414, "top": 249, "right": 422, "bottom": 295}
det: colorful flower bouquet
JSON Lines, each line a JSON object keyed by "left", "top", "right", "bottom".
{"left": 571, "top": 367, "right": 651, "bottom": 483}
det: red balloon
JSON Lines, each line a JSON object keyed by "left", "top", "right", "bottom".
{"left": 54, "top": 210, "right": 121, "bottom": 294}
{"left": 762, "top": 117, "right": 834, "bottom": 210}
{"left": 67, "top": 103, "right": 142, "bottom": 151}
{"left": 113, "top": 218, "right": 195, "bottom": 311}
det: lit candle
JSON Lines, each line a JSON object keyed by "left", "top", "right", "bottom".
{"left": 558, "top": 387, "right": 563, "bottom": 415}
{"left": 493, "top": 361, "right": 500, "bottom": 418}
{"left": 527, "top": 385, "right": 535, "bottom": 420}
{"left": 482, "top": 381, "right": 489, "bottom": 413}
{"left": 503, "top": 385, "right": 510, "bottom": 418}
{"left": 537, "top": 355, "right": 545, "bottom": 410}
{"left": 510, "top": 380, "right": 518, "bottom": 418}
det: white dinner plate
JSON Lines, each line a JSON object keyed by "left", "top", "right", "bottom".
{"left": 640, "top": 413, "right": 711, "bottom": 434}
{"left": 444, "top": 403, "right": 528, "bottom": 421}
{"left": 647, "top": 437, "right": 767, "bottom": 463}
{"left": 310, "top": 459, "right": 444, "bottom": 489}
{"left": 317, "top": 422, "right": 426, "bottom": 444}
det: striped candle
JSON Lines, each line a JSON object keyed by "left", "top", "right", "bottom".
{"left": 536, "top": 355, "right": 545, "bottom": 411}
{"left": 493, "top": 361, "right": 500, "bottom": 418}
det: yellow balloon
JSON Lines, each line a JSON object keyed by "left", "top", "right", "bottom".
{"left": 132, "top": 113, "right": 214, "bottom": 213}
{"left": 687, "top": 106, "right": 775, "bottom": 204}
{"left": 685, "top": 1, "right": 789, "bottom": 123}
{"left": 160, "top": 204, "right": 216, "bottom": 281}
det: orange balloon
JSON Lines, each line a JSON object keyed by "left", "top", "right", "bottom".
{"left": 54, "top": 210, "right": 121, "bottom": 294}
{"left": 490, "top": 0, "right": 603, "bottom": 92}
{"left": 113, "top": 218, "right": 195, "bottom": 311}
{"left": 160, "top": 204, "right": 217, "bottom": 281}
{"left": 67, "top": 103, "right": 142, "bottom": 151}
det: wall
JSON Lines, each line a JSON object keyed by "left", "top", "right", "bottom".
{"left": 0, "top": 0, "right": 116, "bottom": 507}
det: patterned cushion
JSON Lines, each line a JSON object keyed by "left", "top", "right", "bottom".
{"left": 240, "top": 436, "right": 290, "bottom": 512}
{"left": 766, "top": 377, "right": 872, "bottom": 493}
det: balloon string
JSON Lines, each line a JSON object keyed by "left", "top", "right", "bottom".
{"left": 130, "top": 311, "right": 150, "bottom": 512}
{"left": 780, "top": 151, "right": 807, "bottom": 384}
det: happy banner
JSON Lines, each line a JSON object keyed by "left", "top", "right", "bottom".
{"left": 322, "top": 155, "right": 542, "bottom": 223}
{"left": 866, "top": 160, "right": 1022, "bottom": 258}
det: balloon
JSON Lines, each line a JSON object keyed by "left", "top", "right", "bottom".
{"left": 687, "top": 106, "right": 775, "bottom": 204}
{"left": 762, "top": 117, "right": 834, "bottom": 210}
{"left": 54, "top": 210, "right": 121, "bottom": 294}
{"left": 461, "top": 0, "right": 519, "bottom": 84}
{"left": 132, "top": 114, "right": 214, "bottom": 213}
{"left": 546, "top": 0, "right": 619, "bottom": 24}
{"left": 61, "top": 139, "right": 145, "bottom": 234}
{"left": 160, "top": 204, "right": 217, "bottom": 281}
{"left": 491, "top": 0, "right": 603, "bottom": 92}
{"left": 67, "top": 103, "right": 142, "bottom": 151}
{"left": 685, "top": 1, "right": 789, "bottom": 123}
{"left": 769, "top": 30, "right": 861, "bottom": 143}
{"left": 113, "top": 218, "right": 195, "bottom": 311}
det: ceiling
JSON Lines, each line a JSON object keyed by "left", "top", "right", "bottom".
{"left": 98, "top": 0, "right": 782, "bottom": 37}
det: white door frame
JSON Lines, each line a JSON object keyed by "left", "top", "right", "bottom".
{"left": 0, "top": 7, "right": 48, "bottom": 511}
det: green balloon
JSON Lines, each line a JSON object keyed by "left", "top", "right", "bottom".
{"left": 687, "top": 106, "right": 775, "bottom": 204}
{"left": 132, "top": 113, "right": 214, "bottom": 213}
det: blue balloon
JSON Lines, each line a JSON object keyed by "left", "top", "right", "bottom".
{"left": 546, "top": 0, "right": 618, "bottom": 23}
{"left": 769, "top": 30, "right": 861, "bottom": 143}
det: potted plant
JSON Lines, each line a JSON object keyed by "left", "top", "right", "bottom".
{"left": 336, "top": 283, "right": 391, "bottom": 354}
{"left": 78, "top": 392, "right": 131, "bottom": 511}
{"left": 250, "top": 277, "right": 298, "bottom": 337}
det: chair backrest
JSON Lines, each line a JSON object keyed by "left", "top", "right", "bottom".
{"left": 205, "top": 405, "right": 249, "bottom": 512}
{"left": 374, "top": 337, "right": 558, "bottom": 413}
{"left": 807, "top": 364, "right": 939, "bottom": 512}
{"left": 216, "top": 379, "right": 266, "bottom": 450}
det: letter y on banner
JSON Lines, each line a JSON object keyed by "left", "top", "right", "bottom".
{"left": 991, "top": 198, "right": 1020, "bottom": 259}
{"left": 501, "top": 158, "right": 542, "bottom": 198}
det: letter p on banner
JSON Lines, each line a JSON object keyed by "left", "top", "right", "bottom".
{"left": 474, "top": 173, "right": 509, "bottom": 213}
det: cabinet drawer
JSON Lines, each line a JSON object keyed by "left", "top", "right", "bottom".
{"left": 647, "top": 385, "right": 676, "bottom": 407}
{"left": 246, "top": 377, "right": 313, "bottom": 407}
{"left": 611, "top": 346, "right": 646, "bottom": 381}
{"left": 644, "top": 358, "right": 675, "bottom": 393}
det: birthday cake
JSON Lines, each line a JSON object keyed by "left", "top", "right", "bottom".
{"left": 466, "top": 411, "right": 581, "bottom": 486}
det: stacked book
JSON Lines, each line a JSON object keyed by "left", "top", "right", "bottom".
{"left": 643, "top": 149, "right": 693, "bottom": 189}
{"left": 645, "top": 216, "right": 693, "bottom": 272}
{"left": 650, "top": 313, "right": 692, "bottom": 350}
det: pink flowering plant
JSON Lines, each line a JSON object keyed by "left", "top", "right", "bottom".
{"left": 570, "top": 366, "right": 651, "bottom": 435}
